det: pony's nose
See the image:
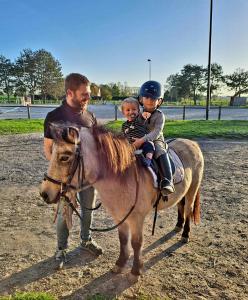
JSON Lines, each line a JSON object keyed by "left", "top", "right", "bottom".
{"left": 40, "top": 191, "right": 49, "bottom": 203}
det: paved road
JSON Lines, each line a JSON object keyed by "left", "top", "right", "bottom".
{"left": 0, "top": 104, "right": 247, "bottom": 121}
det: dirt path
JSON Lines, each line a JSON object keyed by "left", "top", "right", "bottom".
{"left": 0, "top": 134, "right": 247, "bottom": 299}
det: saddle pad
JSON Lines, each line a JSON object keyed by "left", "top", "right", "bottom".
{"left": 147, "top": 148, "right": 184, "bottom": 188}
{"left": 168, "top": 148, "right": 184, "bottom": 184}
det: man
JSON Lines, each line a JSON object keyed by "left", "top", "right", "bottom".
{"left": 44, "top": 73, "right": 103, "bottom": 262}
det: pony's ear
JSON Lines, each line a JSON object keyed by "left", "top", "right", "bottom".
{"left": 62, "top": 126, "right": 80, "bottom": 145}
{"left": 50, "top": 123, "right": 64, "bottom": 140}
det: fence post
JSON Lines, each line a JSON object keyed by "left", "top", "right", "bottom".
{"left": 27, "top": 104, "right": 31, "bottom": 119}
{"left": 218, "top": 106, "right": 222, "bottom": 120}
{"left": 114, "top": 104, "right": 118, "bottom": 121}
{"left": 183, "top": 105, "right": 186, "bottom": 120}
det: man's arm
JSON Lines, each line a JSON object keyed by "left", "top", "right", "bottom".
{"left": 44, "top": 138, "right": 53, "bottom": 161}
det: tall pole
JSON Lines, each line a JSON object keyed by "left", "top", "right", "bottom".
{"left": 206, "top": 0, "right": 213, "bottom": 120}
{"left": 147, "top": 59, "right": 151, "bottom": 80}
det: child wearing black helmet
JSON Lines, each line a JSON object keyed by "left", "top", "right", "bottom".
{"left": 132, "top": 80, "right": 175, "bottom": 196}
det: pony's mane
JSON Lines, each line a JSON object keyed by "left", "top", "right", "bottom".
{"left": 92, "top": 125, "right": 137, "bottom": 178}
{"left": 50, "top": 123, "right": 142, "bottom": 181}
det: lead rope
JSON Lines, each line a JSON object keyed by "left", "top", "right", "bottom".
{"left": 152, "top": 191, "right": 162, "bottom": 235}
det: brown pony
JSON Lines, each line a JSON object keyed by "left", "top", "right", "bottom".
{"left": 40, "top": 125, "right": 204, "bottom": 277}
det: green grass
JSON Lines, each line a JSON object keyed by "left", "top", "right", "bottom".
{"left": 0, "top": 292, "right": 56, "bottom": 300}
{"left": 0, "top": 119, "right": 247, "bottom": 139}
{"left": 0, "top": 119, "right": 44, "bottom": 135}
{"left": 107, "top": 120, "right": 248, "bottom": 139}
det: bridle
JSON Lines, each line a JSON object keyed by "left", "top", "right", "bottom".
{"left": 43, "top": 142, "right": 87, "bottom": 203}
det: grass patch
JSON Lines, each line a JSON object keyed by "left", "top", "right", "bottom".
{"left": 107, "top": 120, "right": 248, "bottom": 139}
{"left": 0, "top": 119, "right": 247, "bottom": 139}
{"left": 0, "top": 119, "right": 44, "bottom": 135}
{"left": 0, "top": 292, "right": 56, "bottom": 300}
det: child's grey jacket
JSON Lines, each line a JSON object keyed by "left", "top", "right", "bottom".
{"left": 143, "top": 109, "right": 167, "bottom": 158}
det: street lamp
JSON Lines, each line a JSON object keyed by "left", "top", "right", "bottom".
{"left": 147, "top": 59, "right": 151, "bottom": 80}
{"left": 206, "top": 0, "right": 213, "bottom": 120}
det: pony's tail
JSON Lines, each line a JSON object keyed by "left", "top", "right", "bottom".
{"left": 193, "top": 189, "right": 201, "bottom": 225}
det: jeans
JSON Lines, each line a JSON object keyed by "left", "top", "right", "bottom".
{"left": 56, "top": 186, "right": 96, "bottom": 250}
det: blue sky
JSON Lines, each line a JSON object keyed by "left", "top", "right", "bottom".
{"left": 0, "top": 0, "right": 247, "bottom": 88}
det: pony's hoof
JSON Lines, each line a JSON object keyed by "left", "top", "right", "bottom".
{"left": 174, "top": 226, "right": 183, "bottom": 233}
{"left": 181, "top": 236, "right": 190, "bottom": 243}
{"left": 127, "top": 272, "right": 140, "bottom": 283}
{"left": 111, "top": 265, "right": 128, "bottom": 274}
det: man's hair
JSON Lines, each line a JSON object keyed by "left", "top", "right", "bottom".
{"left": 120, "top": 97, "right": 140, "bottom": 112}
{"left": 65, "top": 73, "right": 90, "bottom": 93}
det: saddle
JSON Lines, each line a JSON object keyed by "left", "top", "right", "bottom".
{"left": 136, "top": 145, "right": 184, "bottom": 189}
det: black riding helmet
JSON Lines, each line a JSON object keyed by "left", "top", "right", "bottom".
{"left": 139, "top": 80, "right": 162, "bottom": 99}
{"left": 139, "top": 80, "right": 163, "bottom": 108}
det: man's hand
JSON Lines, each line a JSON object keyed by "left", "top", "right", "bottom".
{"left": 132, "top": 137, "right": 145, "bottom": 149}
{"left": 142, "top": 112, "right": 151, "bottom": 120}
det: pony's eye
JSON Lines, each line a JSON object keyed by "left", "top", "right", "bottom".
{"left": 60, "top": 155, "right": 70, "bottom": 162}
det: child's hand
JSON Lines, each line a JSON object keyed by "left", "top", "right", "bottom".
{"left": 132, "top": 137, "right": 145, "bottom": 149}
{"left": 142, "top": 112, "right": 151, "bottom": 120}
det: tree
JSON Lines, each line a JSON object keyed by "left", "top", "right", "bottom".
{"left": 15, "top": 48, "right": 64, "bottom": 101}
{"left": 111, "top": 83, "right": 121, "bottom": 98}
{"left": 15, "top": 49, "right": 39, "bottom": 101}
{"left": 99, "top": 84, "right": 112, "bottom": 100}
{"left": 166, "top": 73, "right": 190, "bottom": 100}
{"left": 90, "top": 83, "right": 100, "bottom": 97}
{"left": 181, "top": 64, "right": 205, "bottom": 105}
{"left": 224, "top": 68, "right": 248, "bottom": 105}
{"left": 202, "top": 63, "right": 224, "bottom": 100}
{"left": 35, "top": 49, "right": 63, "bottom": 100}
{"left": 0, "top": 55, "right": 15, "bottom": 101}
{"left": 48, "top": 77, "right": 64, "bottom": 100}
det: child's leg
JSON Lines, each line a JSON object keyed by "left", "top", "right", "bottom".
{"left": 154, "top": 141, "right": 175, "bottom": 196}
{"left": 142, "top": 142, "right": 155, "bottom": 166}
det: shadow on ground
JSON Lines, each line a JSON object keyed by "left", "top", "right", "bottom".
{"left": 64, "top": 231, "right": 185, "bottom": 299}
{"left": 0, "top": 247, "right": 95, "bottom": 294}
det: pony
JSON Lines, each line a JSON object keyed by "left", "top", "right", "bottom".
{"left": 40, "top": 125, "right": 204, "bottom": 277}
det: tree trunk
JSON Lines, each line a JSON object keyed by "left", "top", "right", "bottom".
{"left": 230, "top": 96, "right": 235, "bottom": 106}
{"left": 193, "top": 90, "right": 196, "bottom": 105}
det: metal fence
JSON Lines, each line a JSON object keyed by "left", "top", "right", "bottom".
{"left": 0, "top": 104, "right": 248, "bottom": 121}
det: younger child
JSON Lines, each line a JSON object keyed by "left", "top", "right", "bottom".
{"left": 121, "top": 97, "right": 155, "bottom": 167}
{"left": 133, "top": 81, "right": 175, "bottom": 196}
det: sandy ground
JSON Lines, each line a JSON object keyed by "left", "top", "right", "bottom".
{"left": 0, "top": 134, "right": 247, "bottom": 300}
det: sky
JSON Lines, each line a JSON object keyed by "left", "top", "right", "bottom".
{"left": 0, "top": 0, "right": 248, "bottom": 88}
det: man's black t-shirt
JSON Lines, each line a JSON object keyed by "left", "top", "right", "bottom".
{"left": 44, "top": 100, "right": 97, "bottom": 139}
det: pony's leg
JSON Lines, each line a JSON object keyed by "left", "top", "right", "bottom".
{"left": 112, "top": 222, "right": 130, "bottom": 273}
{"left": 181, "top": 215, "right": 191, "bottom": 243}
{"left": 130, "top": 217, "right": 145, "bottom": 276}
{"left": 182, "top": 188, "right": 200, "bottom": 243}
{"left": 174, "top": 197, "right": 185, "bottom": 232}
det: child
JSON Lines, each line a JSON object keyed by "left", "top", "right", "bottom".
{"left": 133, "top": 80, "right": 175, "bottom": 196}
{"left": 121, "top": 97, "right": 155, "bottom": 167}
